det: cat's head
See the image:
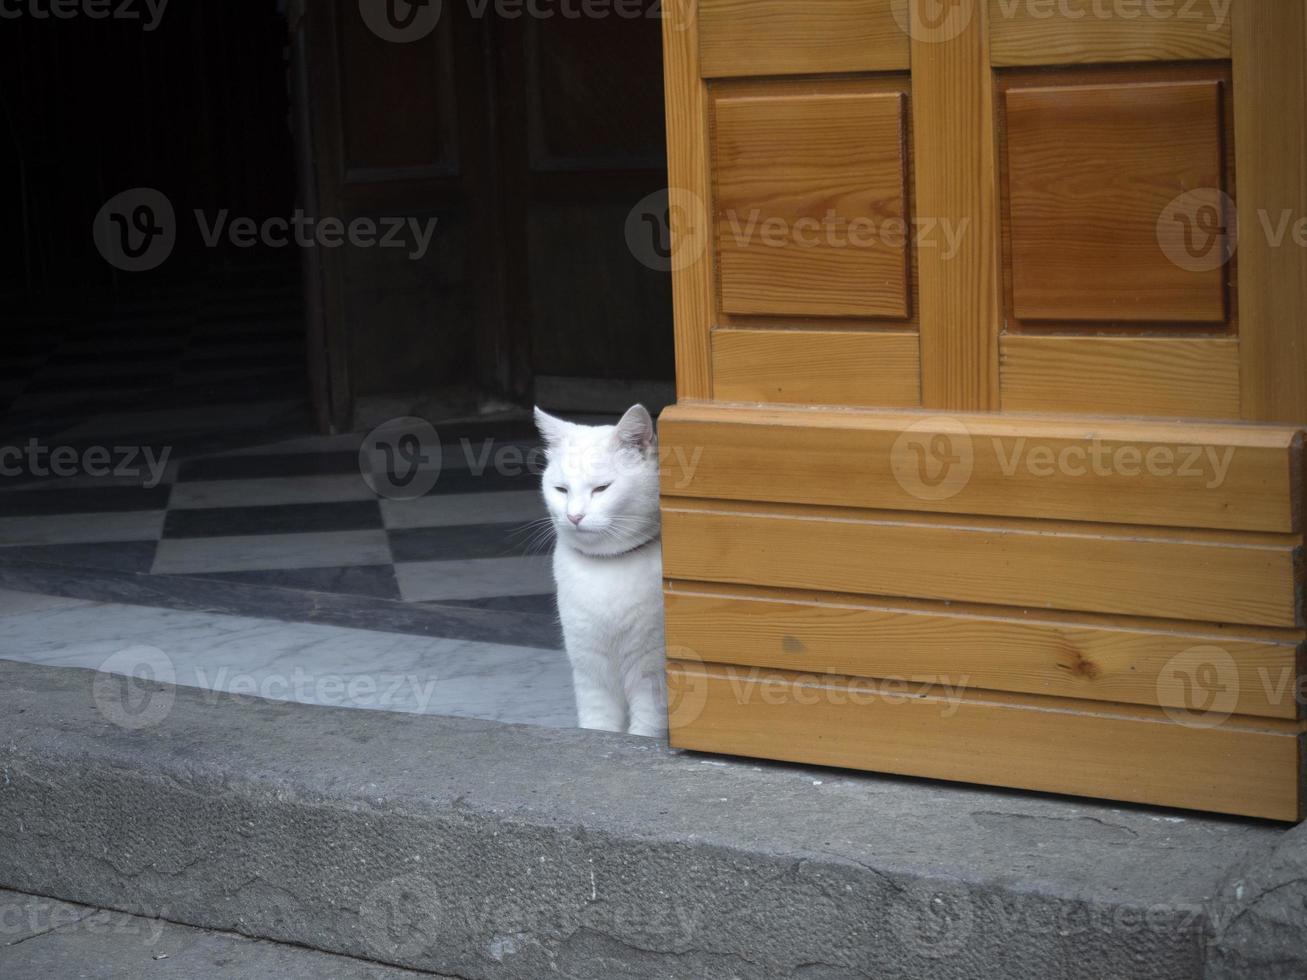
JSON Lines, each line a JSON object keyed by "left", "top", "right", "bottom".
{"left": 534, "top": 404, "right": 661, "bottom": 557}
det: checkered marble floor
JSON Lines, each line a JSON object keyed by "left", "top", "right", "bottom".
{"left": 0, "top": 272, "right": 579, "bottom": 641}
{"left": 0, "top": 415, "right": 564, "bottom": 614}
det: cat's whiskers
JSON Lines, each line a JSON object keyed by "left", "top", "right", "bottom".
{"left": 507, "top": 516, "right": 558, "bottom": 557}
{"left": 522, "top": 527, "right": 558, "bottom": 557}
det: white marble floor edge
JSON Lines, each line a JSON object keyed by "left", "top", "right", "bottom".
{"left": 0, "top": 587, "right": 575, "bottom": 728}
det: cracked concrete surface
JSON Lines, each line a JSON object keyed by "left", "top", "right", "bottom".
{"left": 0, "top": 658, "right": 1303, "bottom": 979}
{"left": 0, "top": 888, "right": 449, "bottom": 977}
{"left": 1206, "top": 820, "right": 1307, "bottom": 979}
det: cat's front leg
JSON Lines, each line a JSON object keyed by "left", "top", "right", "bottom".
{"left": 625, "top": 661, "right": 668, "bottom": 739}
{"left": 569, "top": 650, "right": 628, "bottom": 733}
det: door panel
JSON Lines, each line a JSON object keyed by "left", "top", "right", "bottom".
{"left": 501, "top": 8, "right": 675, "bottom": 388}
{"left": 711, "top": 329, "right": 920, "bottom": 408}
{"left": 999, "top": 335, "right": 1241, "bottom": 419}
{"left": 1004, "top": 80, "right": 1227, "bottom": 324}
{"left": 714, "top": 87, "right": 910, "bottom": 318}
{"left": 698, "top": 0, "right": 909, "bottom": 77}
{"left": 299, "top": 0, "right": 495, "bottom": 423}
{"left": 988, "top": 0, "right": 1231, "bottom": 65}
{"left": 995, "top": 62, "right": 1241, "bottom": 417}
{"left": 658, "top": 0, "right": 1307, "bottom": 820}
{"left": 336, "top": 11, "right": 458, "bottom": 176}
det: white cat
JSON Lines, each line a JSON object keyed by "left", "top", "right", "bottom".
{"left": 534, "top": 405, "right": 668, "bottom": 738}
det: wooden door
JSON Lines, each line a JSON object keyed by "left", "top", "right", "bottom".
{"left": 292, "top": 0, "right": 505, "bottom": 429}
{"left": 292, "top": 0, "right": 677, "bottom": 427}
{"left": 494, "top": 5, "right": 676, "bottom": 400}
{"left": 657, "top": 0, "right": 1307, "bottom": 820}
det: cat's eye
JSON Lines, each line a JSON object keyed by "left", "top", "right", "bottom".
{"left": 554, "top": 486, "right": 567, "bottom": 494}
{"left": 592, "top": 484, "right": 612, "bottom": 495}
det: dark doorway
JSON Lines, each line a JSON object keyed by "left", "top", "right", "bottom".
{"left": 0, "top": 1, "right": 674, "bottom": 638}
{"left": 1, "top": 1, "right": 306, "bottom": 433}
{"left": 294, "top": 0, "right": 675, "bottom": 429}
{"left": 4, "top": 1, "right": 675, "bottom": 432}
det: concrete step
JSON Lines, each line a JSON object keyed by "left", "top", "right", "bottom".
{"left": 1, "top": 658, "right": 1303, "bottom": 980}
{"left": 0, "top": 888, "right": 448, "bottom": 978}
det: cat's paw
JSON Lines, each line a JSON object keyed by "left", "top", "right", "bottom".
{"left": 627, "top": 723, "right": 669, "bottom": 740}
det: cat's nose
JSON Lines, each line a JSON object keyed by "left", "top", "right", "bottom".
{"left": 568, "top": 512, "right": 584, "bottom": 526}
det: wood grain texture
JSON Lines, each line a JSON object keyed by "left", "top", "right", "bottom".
{"left": 698, "top": 0, "right": 909, "bottom": 78}
{"left": 661, "top": 502, "right": 1303, "bottom": 627}
{"left": 912, "top": 0, "right": 1002, "bottom": 409}
{"left": 658, "top": 402, "right": 1305, "bottom": 534}
{"left": 1000, "top": 335, "right": 1241, "bottom": 419}
{"left": 661, "top": 0, "right": 713, "bottom": 399}
{"left": 711, "top": 329, "right": 920, "bottom": 408}
{"left": 664, "top": 585, "right": 1305, "bottom": 719}
{"left": 1234, "top": 2, "right": 1307, "bottom": 424}
{"left": 989, "top": 0, "right": 1232, "bottom": 66}
{"left": 712, "top": 89, "right": 910, "bottom": 319}
{"left": 667, "top": 662, "right": 1304, "bottom": 821}
{"left": 1005, "top": 81, "right": 1227, "bottom": 323}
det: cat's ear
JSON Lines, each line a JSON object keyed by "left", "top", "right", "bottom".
{"left": 614, "top": 404, "right": 655, "bottom": 453}
{"left": 534, "top": 407, "right": 571, "bottom": 448}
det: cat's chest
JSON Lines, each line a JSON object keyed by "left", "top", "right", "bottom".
{"left": 552, "top": 542, "right": 663, "bottom": 615}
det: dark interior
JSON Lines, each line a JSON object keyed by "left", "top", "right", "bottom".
{"left": 1, "top": 0, "right": 675, "bottom": 431}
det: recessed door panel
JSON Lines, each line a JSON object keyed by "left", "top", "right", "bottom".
{"left": 1004, "top": 80, "right": 1227, "bottom": 324}
{"left": 712, "top": 86, "right": 910, "bottom": 319}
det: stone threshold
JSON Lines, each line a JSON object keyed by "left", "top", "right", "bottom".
{"left": 1, "top": 659, "right": 1303, "bottom": 980}
{"left": 0, "top": 887, "right": 450, "bottom": 978}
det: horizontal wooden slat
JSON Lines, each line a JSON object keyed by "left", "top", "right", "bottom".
{"left": 1001, "top": 336, "right": 1241, "bottom": 419}
{"left": 661, "top": 503, "right": 1302, "bottom": 627}
{"left": 665, "top": 585, "right": 1305, "bottom": 719}
{"left": 667, "top": 662, "right": 1302, "bottom": 821}
{"left": 658, "top": 403, "right": 1303, "bottom": 533}
{"left": 711, "top": 329, "right": 920, "bottom": 408}
{"left": 698, "top": 0, "right": 909, "bottom": 78}
{"left": 989, "top": 0, "right": 1232, "bottom": 66}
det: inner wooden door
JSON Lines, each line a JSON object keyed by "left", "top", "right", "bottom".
{"left": 657, "top": 0, "right": 1307, "bottom": 820}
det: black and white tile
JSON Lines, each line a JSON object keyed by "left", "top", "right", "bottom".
{"left": 0, "top": 274, "right": 577, "bottom": 652}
